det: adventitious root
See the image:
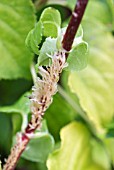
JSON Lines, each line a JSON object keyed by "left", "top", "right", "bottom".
{"left": 3, "top": 51, "right": 67, "bottom": 170}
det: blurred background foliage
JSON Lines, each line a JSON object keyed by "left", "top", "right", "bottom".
{"left": 0, "top": 0, "right": 114, "bottom": 170}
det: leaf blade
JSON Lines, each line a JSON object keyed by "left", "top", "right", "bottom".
{"left": 47, "top": 122, "right": 110, "bottom": 170}
{"left": 0, "top": 0, "right": 35, "bottom": 79}
{"left": 38, "top": 37, "right": 57, "bottom": 66}
{"left": 22, "top": 121, "right": 55, "bottom": 163}
{"left": 40, "top": 7, "right": 61, "bottom": 38}
{"left": 67, "top": 42, "right": 88, "bottom": 71}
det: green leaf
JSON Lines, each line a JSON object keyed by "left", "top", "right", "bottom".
{"left": 17, "top": 158, "right": 48, "bottom": 170}
{"left": 104, "top": 138, "right": 114, "bottom": 165}
{"left": 40, "top": 7, "right": 61, "bottom": 38}
{"left": 0, "top": 93, "right": 30, "bottom": 133}
{"left": 22, "top": 120, "right": 54, "bottom": 163}
{"left": 106, "top": 121, "right": 114, "bottom": 137}
{"left": 25, "top": 21, "right": 42, "bottom": 55}
{"left": 47, "top": 122, "right": 110, "bottom": 170}
{"left": 0, "top": 0, "right": 35, "bottom": 79}
{"left": 45, "top": 92, "right": 76, "bottom": 141}
{"left": 83, "top": 0, "right": 114, "bottom": 32}
{"left": 38, "top": 37, "right": 57, "bottom": 66}
{"left": 0, "top": 113, "right": 12, "bottom": 154}
{"left": 84, "top": 0, "right": 112, "bottom": 26}
{"left": 106, "top": 0, "right": 114, "bottom": 30}
{"left": 68, "top": 56, "right": 114, "bottom": 132}
{"left": 12, "top": 113, "right": 22, "bottom": 134}
{"left": 67, "top": 42, "right": 88, "bottom": 71}
{"left": 36, "top": 162, "right": 47, "bottom": 170}
{"left": 40, "top": 7, "right": 61, "bottom": 26}
{"left": 32, "top": 21, "right": 43, "bottom": 46}
{"left": 68, "top": 19, "right": 114, "bottom": 133}
{"left": 91, "top": 139, "right": 110, "bottom": 169}
{"left": 22, "top": 134, "right": 54, "bottom": 163}
{"left": 76, "top": 25, "right": 83, "bottom": 38}
{"left": 0, "top": 92, "right": 30, "bottom": 115}
{"left": 66, "top": 0, "right": 77, "bottom": 10}
{"left": 25, "top": 30, "right": 39, "bottom": 55}
{"left": 0, "top": 78, "right": 32, "bottom": 106}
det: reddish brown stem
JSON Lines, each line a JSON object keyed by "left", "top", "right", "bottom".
{"left": 62, "top": 0, "right": 89, "bottom": 54}
{"left": 3, "top": 123, "right": 38, "bottom": 170}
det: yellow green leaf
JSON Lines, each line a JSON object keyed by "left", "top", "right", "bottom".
{"left": 47, "top": 122, "right": 110, "bottom": 170}
{"left": 68, "top": 20, "right": 114, "bottom": 133}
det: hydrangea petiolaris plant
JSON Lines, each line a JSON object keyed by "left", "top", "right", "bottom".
{"left": 2, "top": 1, "right": 89, "bottom": 170}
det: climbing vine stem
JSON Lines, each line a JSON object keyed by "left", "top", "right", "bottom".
{"left": 62, "top": 0, "right": 88, "bottom": 53}
{"left": 3, "top": 1, "right": 89, "bottom": 170}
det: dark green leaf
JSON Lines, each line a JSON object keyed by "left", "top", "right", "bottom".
{"left": 0, "top": 113, "right": 12, "bottom": 155}
{"left": 45, "top": 92, "right": 76, "bottom": 141}
{"left": 0, "top": 79, "right": 32, "bottom": 106}
{"left": 0, "top": 92, "right": 30, "bottom": 115}
{"left": 0, "top": 92, "right": 30, "bottom": 133}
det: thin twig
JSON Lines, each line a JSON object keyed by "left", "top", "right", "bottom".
{"left": 30, "top": 63, "right": 37, "bottom": 84}
{"left": 58, "top": 85, "right": 88, "bottom": 121}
